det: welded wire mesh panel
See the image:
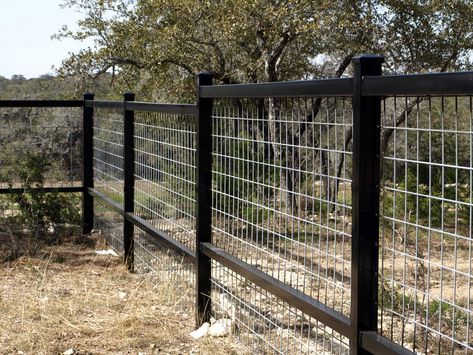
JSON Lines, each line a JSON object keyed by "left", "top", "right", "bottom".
{"left": 134, "top": 226, "right": 195, "bottom": 287}
{"left": 93, "top": 108, "right": 124, "bottom": 203}
{"left": 94, "top": 199, "right": 124, "bottom": 254}
{"left": 211, "top": 97, "right": 353, "bottom": 351}
{"left": 0, "top": 107, "right": 82, "bottom": 188}
{"left": 379, "top": 96, "right": 473, "bottom": 354}
{"left": 211, "top": 261, "right": 349, "bottom": 354}
{"left": 134, "top": 111, "right": 196, "bottom": 252}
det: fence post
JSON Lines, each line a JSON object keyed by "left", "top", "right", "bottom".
{"left": 82, "top": 93, "right": 94, "bottom": 235}
{"left": 195, "top": 72, "right": 213, "bottom": 326}
{"left": 351, "top": 54, "right": 384, "bottom": 354}
{"left": 123, "top": 92, "right": 135, "bottom": 272}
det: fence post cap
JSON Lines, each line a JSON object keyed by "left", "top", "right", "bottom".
{"left": 123, "top": 92, "right": 135, "bottom": 100}
{"left": 352, "top": 54, "right": 384, "bottom": 64}
{"left": 83, "top": 92, "right": 95, "bottom": 99}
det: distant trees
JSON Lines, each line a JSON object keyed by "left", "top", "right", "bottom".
{"left": 11, "top": 74, "right": 26, "bottom": 81}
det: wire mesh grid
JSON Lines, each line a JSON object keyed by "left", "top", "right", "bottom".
{"left": 133, "top": 111, "right": 197, "bottom": 253}
{"left": 0, "top": 107, "right": 83, "bottom": 189}
{"left": 134, "top": 225, "right": 195, "bottom": 286}
{"left": 133, "top": 110, "right": 196, "bottom": 289}
{"left": 379, "top": 96, "right": 473, "bottom": 354}
{"left": 93, "top": 108, "right": 124, "bottom": 203}
{"left": 210, "top": 97, "right": 352, "bottom": 353}
{"left": 211, "top": 261, "right": 349, "bottom": 354}
{"left": 94, "top": 198, "right": 124, "bottom": 254}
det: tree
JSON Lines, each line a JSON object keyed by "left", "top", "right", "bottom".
{"left": 56, "top": 0, "right": 473, "bottom": 212}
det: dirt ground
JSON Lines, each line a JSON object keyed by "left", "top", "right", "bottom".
{"left": 0, "top": 237, "right": 245, "bottom": 355}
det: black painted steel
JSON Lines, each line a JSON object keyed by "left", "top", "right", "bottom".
{"left": 351, "top": 55, "right": 384, "bottom": 355}
{"left": 0, "top": 100, "right": 83, "bottom": 107}
{"left": 123, "top": 92, "right": 135, "bottom": 272}
{"left": 124, "top": 212, "right": 196, "bottom": 260}
{"left": 201, "top": 242, "right": 352, "bottom": 337}
{"left": 126, "top": 101, "right": 197, "bottom": 115}
{"left": 84, "top": 100, "right": 123, "bottom": 109}
{"left": 82, "top": 93, "right": 95, "bottom": 235}
{"left": 0, "top": 187, "right": 83, "bottom": 194}
{"left": 87, "top": 188, "right": 124, "bottom": 215}
{"left": 363, "top": 71, "right": 473, "bottom": 96}
{"left": 88, "top": 187, "right": 196, "bottom": 260}
{"left": 195, "top": 72, "right": 213, "bottom": 326}
{"left": 200, "top": 77, "right": 353, "bottom": 98}
{"left": 361, "top": 332, "right": 415, "bottom": 355}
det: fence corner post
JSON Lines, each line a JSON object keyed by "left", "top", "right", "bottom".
{"left": 195, "top": 72, "right": 213, "bottom": 327}
{"left": 123, "top": 92, "right": 135, "bottom": 272}
{"left": 351, "top": 54, "right": 384, "bottom": 354}
{"left": 82, "top": 93, "right": 95, "bottom": 235}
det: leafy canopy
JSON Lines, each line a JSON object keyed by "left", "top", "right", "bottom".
{"left": 56, "top": 0, "right": 473, "bottom": 100}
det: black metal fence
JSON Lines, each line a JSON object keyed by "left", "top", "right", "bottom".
{"left": 1, "top": 55, "right": 472, "bottom": 354}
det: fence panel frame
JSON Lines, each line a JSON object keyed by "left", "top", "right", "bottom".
{"left": 82, "top": 93, "right": 95, "bottom": 234}
{"left": 351, "top": 55, "right": 384, "bottom": 354}
{"left": 195, "top": 72, "right": 214, "bottom": 325}
{"left": 123, "top": 92, "right": 136, "bottom": 272}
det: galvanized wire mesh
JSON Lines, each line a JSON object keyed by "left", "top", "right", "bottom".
{"left": 133, "top": 110, "right": 196, "bottom": 285}
{"left": 210, "top": 98, "right": 352, "bottom": 353}
{"left": 379, "top": 96, "right": 473, "bottom": 354}
{"left": 0, "top": 107, "right": 82, "bottom": 188}
{"left": 134, "top": 111, "right": 197, "bottom": 253}
{"left": 211, "top": 261, "right": 349, "bottom": 354}
{"left": 94, "top": 198, "right": 124, "bottom": 254}
{"left": 93, "top": 108, "right": 124, "bottom": 202}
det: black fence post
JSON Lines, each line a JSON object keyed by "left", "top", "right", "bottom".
{"left": 82, "top": 93, "right": 94, "bottom": 235}
{"left": 123, "top": 92, "right": 135, "bottom": 272}
{"left": 195, "top": 72, "right": 213, "bottom": 326}
{"left": 351, "top": 54, "right": 384, "bottom": 354}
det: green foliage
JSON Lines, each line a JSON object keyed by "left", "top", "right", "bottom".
{"left": 4, "top": 151, "right": 81, "bottom": 243}
{"left": 56, "top": 0, "right": 473, "bottom": 101}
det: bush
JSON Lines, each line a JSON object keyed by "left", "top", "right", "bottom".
{"left": 3, "top": 151, "right": 80, "bottom": 245}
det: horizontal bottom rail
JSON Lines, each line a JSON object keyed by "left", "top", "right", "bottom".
{"left": 361, "top": 331, "right": 415, "bottom": 355}
{"left": 200, "top": 242, "right": 352, "bottom": 338}
{"left": 0, "top": 186, "right": 84, "bottom": 194}
{"left": 88, "top": 188, "right": 195, "bottom": 260}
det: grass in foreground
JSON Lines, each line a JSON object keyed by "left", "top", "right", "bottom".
{"left": 0, "top": 238, "right": 243, "bottom": 355}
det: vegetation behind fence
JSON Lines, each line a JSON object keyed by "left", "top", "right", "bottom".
{"left": 1, "top": 56, "right": 472, "bottom": 354}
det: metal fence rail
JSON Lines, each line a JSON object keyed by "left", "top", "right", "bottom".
{"left": 2, "top": 54, "right": 473, "bottom": 355}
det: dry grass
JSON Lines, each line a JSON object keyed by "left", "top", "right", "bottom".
{"left": 0, "top": 238, "right": 244, "bottom": 355}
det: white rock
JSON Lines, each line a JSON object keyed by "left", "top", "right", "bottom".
{"left": 63, "top": 349, "right": 75, "bottom": 355}
{"left": 95, "top": 249, "right": 119, "bottom": 256}
{"left": 208, "top": 319, "right": 232, "bottom": 337}
{"left": 118, "top": 291, "right": 127, "bottom": 300}
{"left": 189, "top": 322, "right": 210, "bottom": 339}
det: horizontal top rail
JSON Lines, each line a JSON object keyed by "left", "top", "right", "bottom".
{"left": 126, "top": 101, "right": 197, "bottom": 115}
{"left": 0, "top": 100, "right": 83, "bottom": 107}
{"left": 84, "top": 99, "right": 197, "bottom": 115}
{"left": 363, "top": 71, "right": 473, "bottom": 96}
{"left": 200, "top": 78, "right": 353, "bottom": 98}
{"left": 84, "top": 100, "right": 122, "bottom": 109}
